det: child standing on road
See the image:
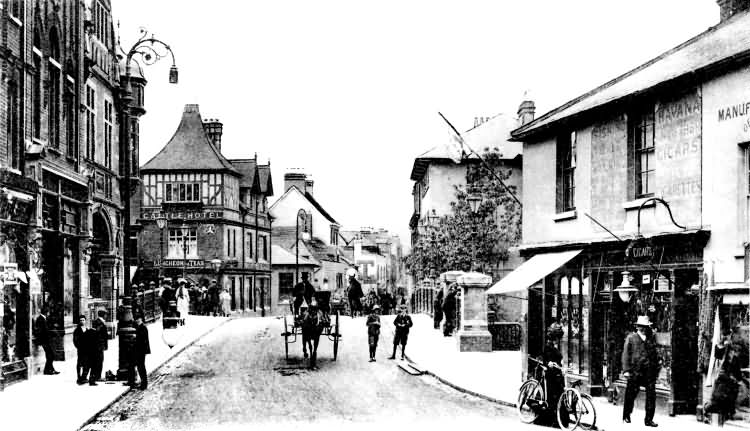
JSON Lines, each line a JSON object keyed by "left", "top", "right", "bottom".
{"left": 389, "top": 305, "right": 413, "bottom": 360}
{"left": 366, "top": 305, "right": 381, "bottom": 362}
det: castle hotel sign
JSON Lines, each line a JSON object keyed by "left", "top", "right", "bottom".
{"left": 141, "top": 209, "right": 224, "bottom": 220}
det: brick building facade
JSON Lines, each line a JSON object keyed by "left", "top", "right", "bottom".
{"left": 0, "top": 0, "right": 136, "bottom": 388}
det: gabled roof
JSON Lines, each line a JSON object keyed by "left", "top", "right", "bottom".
{"left": 141, "top": 104, "right": 239, "bottom": 174}
{"left": 304, "top": 191, "right": 337, "bottom": 225}
{"left": 258, "top": 164, "right": 274, "bottom": 196}
{"left": 229, "top": 158, "right": 258, "bottom": 189}
{"left": 410, "top": 113, "right": 521, "bottom": 181}
{"left": 512, "top": 10, "right": 750, "bottom": 141}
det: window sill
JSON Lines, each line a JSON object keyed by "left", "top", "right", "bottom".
{"left": 9, "top": 15, "right": 22, "bottom": 27}
{"left": 734, "top": 248, "right": 746, "bottom": 259}
{"left": 47, "top": 147, "right": 62, "bottom": 156}
{"left": 623, "top": 197, "right": 656, "bottom": 210}
{"left": 553, "top": 210, "right": 577, "bottom": 222}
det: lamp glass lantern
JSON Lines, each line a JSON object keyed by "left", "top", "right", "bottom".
{"left": 179, "top": 223, "right": 190, "bottom": 238}
{"left": 210, "top": 258, "right": 222, "bottom": 272}
{"left": 169, "top": 65, "right": 179, "bottom": 84}
{"left": 614, "top": 271, "right": 638, "bottom": 303}
{"left": 467, "top": 193, "right": 482, "bottom": 214}
{"left": 155, "top": 216, "right": 167, "bottom": 230}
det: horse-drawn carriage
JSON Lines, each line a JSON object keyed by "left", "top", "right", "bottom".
{"left": 281, "top": 291, "right": 341, "bottom": 368}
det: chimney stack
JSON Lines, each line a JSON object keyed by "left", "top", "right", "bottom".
{"left": 284, "top": 172, "right": 307, "bottom": 194}
{"left": 305, "top": 179, "right": 314, "bottom": 196}
{"left": 202, "top": 118, "right": 224, "bottom": 152}
{"left": 717, "top": 0, "right": 750, "bottom": 22}
{"left": 517, "top": 100, "right": 536, "bottom": 126}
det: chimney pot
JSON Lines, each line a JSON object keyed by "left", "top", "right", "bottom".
{"left": 717, "top": 0, "right": 750, "bottom": 22}
{"left": 202, "top": 118, "right": 223, "bottom": 152}
{"left": 517, "top": 100, "right": 536, "bottom": 126}
{"left": 284, "top": 172, "right": 307, "bottom": 194}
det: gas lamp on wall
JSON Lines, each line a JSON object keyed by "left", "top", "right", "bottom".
{"left": 467, "top": 193, "right": 483, "bottom": 214}
{"left": 614, "top": 271, "right": 638, "bottom": 303}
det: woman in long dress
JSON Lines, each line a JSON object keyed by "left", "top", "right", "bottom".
{"left": 176, "top": 280, "right": 190, "bottom": 325}
{"left": 219, "top": 288, "right": 232, "bottom": 317}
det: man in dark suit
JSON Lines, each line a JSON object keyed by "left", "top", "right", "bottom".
{"left": 622, "top": 315, "right": 660, "bottom": 427}
{"left": 35, "top": 307, "right": 58, "bottom": 375}
{"left": 73, "top": 315, "right": 89, "bottom": 384}
{"left": 292, "top": 272, "right": 315, "bottom": 316}
{"left": 127, "top": 315, "right": 151, "bottom": 389}
{"left": 89, "top": 309, "right": 108, "bottom": 386}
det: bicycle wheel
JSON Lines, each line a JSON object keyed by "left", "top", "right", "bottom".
{"left": 557, "top": 388, "right": 583, "bottom": 430}
{"left": 576, "top": 393, "right": 597, "bottom": 431}
{"left": 517, "top": 380, "right": 544, "bottom": 424}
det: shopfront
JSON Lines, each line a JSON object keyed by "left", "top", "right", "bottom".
{"left": 0, "top": 173, "right": 39, "bottom": 389}
{"left": 526, "top": 230, "right": 709, "bottom": 416}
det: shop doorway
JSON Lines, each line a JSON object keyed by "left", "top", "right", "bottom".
{"left": 41, "top": 231, "right": 64, "bottom": 360}
{"left": 89, "top": 212, "right": 111, "bottom": 299}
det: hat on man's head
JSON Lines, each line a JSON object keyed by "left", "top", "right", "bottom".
{"left": 149, "top": 281, "right": 156, "bottom": 286}
{"left": 163, "top": 277, "right": 172, "bottom": 284}
{"left": 635, "top": 315, "right": 652, "bottom": 327}
{"left": 177, "top": 278, "right": 187, "bottom": 285}
{"left": 97, "top": 309, "right": 106, "bottom": 318}
{"left": 372, "top": 304, "right": 380, "bottom": 310}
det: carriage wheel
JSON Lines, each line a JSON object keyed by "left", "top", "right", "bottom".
{"left": 333, "top": 311, "right": 340, "bottom": 361}
{"left": 283, "top": 314, "right": 289, "bottom": 361}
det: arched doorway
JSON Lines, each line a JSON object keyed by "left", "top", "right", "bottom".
{"left": 89, "top": 211, "right": 111, "bottom": 299}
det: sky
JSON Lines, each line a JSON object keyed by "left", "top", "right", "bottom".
{"left": 114, "top": 0, "right": 719, "bottom": 251}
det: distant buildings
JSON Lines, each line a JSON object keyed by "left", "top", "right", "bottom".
{"left": 340, "top": 227, "right": 404, "bottom": 297}
{"left": 269, "top": 172, "right": 351, "bottom": 314}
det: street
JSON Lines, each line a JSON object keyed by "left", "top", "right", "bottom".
{"left": 85, "top": 316, "right": 534, "bottom": 431}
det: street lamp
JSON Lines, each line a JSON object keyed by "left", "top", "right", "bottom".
{"left": 180, "top": 223, "right": 189, "bottom": 280}
{"left": 614, "top": 271, "right": 638, "bottom": 303}
{"left": 155, "top": 216, "right": 166, "bottom": 280}
{"left": 117, "top": 28, "right": 178, "bottom": 378}
{"left": 295, "top": 209, "right": 308, "bottom": 286}
{"left": 467, "top": 192, "right": 483, "bottom": 272}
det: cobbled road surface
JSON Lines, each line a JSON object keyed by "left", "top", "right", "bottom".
{"left": 87, "top": 316, "right": 542, "bottom": 431}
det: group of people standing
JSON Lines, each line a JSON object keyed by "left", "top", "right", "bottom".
{"left": 141, "top": 277, "right": 232, "bottom": 319}
{"left": 34, "top": 307, "right": 149, "bottom": 389}
{"left": 365, "top": 303, "right": 413, "bottom": 362}
{"left": 432, "top": 284, "right": 459, "bottom": 336}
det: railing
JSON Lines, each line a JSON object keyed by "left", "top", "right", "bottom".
{"left": 132, "top": 289, "right": 162, "bottom": 323}
{"left": 488, "top": 322, "right": 522, "bottom": 351}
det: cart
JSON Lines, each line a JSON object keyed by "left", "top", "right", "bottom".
{"left": 280, "top": 291, "right": 341, "bottom": 361}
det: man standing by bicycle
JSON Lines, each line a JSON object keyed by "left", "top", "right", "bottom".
{"left": 621, "top": 315, "right": 660, "bottom": 427}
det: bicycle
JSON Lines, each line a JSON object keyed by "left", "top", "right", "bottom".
{"left": 517, "top": 357, "right": 597, "bottom": 430}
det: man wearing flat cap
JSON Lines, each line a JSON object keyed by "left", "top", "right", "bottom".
{"left": 622, "top": 315, "right": 660, "bottom": 427}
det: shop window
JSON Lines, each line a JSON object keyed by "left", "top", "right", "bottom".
{"left": 167, "top": 227, "right": 198, "bottom": 259}
{"left": 629, "top": 105, "right": 656, "bottom": 198}
{"left": 279, "top": 272, "right": 294, "bottom": 302}
{"left": 556, "top": 131, "right": 576, "bottom": 212}
{"left": 556, "top": 275, "right": 586, "bottom": 375}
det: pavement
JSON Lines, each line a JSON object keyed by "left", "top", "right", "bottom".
{"left": 399, "top": 313, "right": 743, "bottom": 431}
{"left": 0, "top": 315, "right": 229, "bottom": 431}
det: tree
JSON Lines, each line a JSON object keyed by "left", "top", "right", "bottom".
{"left": 405, "top": 148, "right": 521, "bottom": 279}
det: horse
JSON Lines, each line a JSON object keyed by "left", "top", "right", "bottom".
{"left": 300, "top": 306, "right": 328, "bottom": 369}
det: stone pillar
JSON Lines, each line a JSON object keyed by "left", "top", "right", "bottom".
{"left": 457, "top": 272, "right": 493, "bottom": 352}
